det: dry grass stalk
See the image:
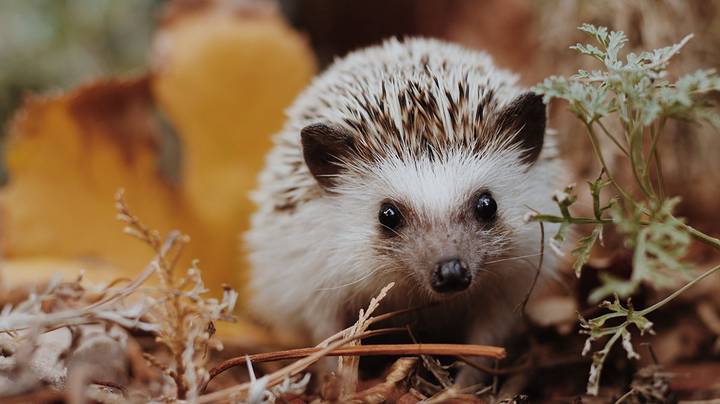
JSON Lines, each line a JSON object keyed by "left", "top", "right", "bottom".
{"left": 115, "top": 189, "right": 238, "bottom": 401}
{"left": 197, "top": 282, "right": 402, "bottom": 403}
{"left": 0, "top": 223, "right": 168, "bottom": 397}
{"left": 336, "top": 282, "right": 395, "bottom": 397}
{"left": 209, "top": 341, "right": 505, "bottom": 375}
{"left": 247, "top": 342, "right": 505, "bottom": 363}
{"left": 200, "top": 282, "right": 506, "bottom": 402}
{"left": 0, "top": 263, "right": 159, "bottom": 334}
{"left": 0, "top": 190, "right": 239, "bottom": 402}
{"left": 198, "top": 323, "right": 374, "bottom": 403}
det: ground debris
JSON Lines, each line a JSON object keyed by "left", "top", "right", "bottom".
{"left": 623, "top": 365, "right": 675, "bottom": 404}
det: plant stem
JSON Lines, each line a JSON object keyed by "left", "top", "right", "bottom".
{"left": 647, "top": 118, "right": 666, "bottom": 198}
{"left": 583, "top": 121, "right": 636, "bottom": 204}
{"left": 587, "top": 329, "right": 623, "bottom": 396}
{"left": 615, "top": 388, "right": 635, "bottom": 404}
{"left": 653, "top": 150, "right": 665, "bottom": 199}
{"left": 596, "top": 118, "right": 629, "bottom": 156}
{"left": 639, "top": 262, "right": 720, "bottom": 316}
{"left": 674, "top": 219, "right": 720, "bottom": 250}
{"left": 204, "top": 339, "right": 506, "bottom": 393}
{"left": 628, "top": 124, "right": 655, "bottom": 199}
{"left": 532, "top": 214, "right": 612, "bottom": 225}
{"left": 246, "top": 343, "right": 506, "bottom": 363}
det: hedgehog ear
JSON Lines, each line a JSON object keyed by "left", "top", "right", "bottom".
{"left": 301, "top": 123, "right": 355, "bottom": 189}
{"left": 495, "top": 92, "right": 546, "bottom": 165}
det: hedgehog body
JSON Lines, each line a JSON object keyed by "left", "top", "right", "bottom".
{"left": 246, "top": 38, "right": 564, "bottom": 378}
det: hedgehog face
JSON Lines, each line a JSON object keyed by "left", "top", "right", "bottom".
{"left": 299, "top": 91, "right": 548, "bottom": 301}
{"left": 352, "top": 151, "right": 534, "bottom": 300}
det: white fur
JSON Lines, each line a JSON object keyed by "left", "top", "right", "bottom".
{"left": 245, "top": 38, "right": 566, "bottom": 364}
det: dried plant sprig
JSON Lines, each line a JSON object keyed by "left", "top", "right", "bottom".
{"left": 0, "top": 193, "right": 201, "bottom": 400}
{"left": 115, "top": 189, "right": 163, "bottom": 250}
{"left": 196, "top": 282, "right": 505, "bottom": 403}
{"left": 0, "top": 264, "right": 159, "bottom": 334}
{"left": 203, "top": 321, "right": 505, "bottom": 399}
{"left": 531, "top": 23, "right": 720, "bottom": 395}
{"left": 210, "top": 341, "right": 504, "bottom": 370}
{"left": 531, "top": 172, "right": 615, "bottom": 278}
{"left": 199, "top": 283, "right": 401, "bottom": 402}
{"left": 336, "top": 282, "right": 395, "bottom": 396}
{"left": 114, "top": 190, "right": 238, "bottom": 401}
{"left": 317, "top": 282, "right": 395, "bottom": 348}
{"left": 198, "top": 318, "right": 374, "bottom": 403}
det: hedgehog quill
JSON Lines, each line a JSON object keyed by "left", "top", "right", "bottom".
{"left": 246, "top": 38, "right": 565, "bottom": 383}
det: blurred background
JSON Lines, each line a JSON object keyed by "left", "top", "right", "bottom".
{"left": 2, "top": 0, "right": 719, "bottom": 293}
{"left": 1, "top": 0, "right": 719, "bottom": 301}
{"left": 0, "top": 0, "right": 162, "bottom": 185}
{"left": 2, "top": 0, "right": 720, "bottom": 205}
{"left": 1, "top": 0, "right": 719, "bottom": 400}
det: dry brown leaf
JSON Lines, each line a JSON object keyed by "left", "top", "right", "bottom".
{"left": 152, "top": 0, "right": 316, "bottom": 288}
{"left": 0, "top": 0, "right": 315, "bottom": 300}
{"left": 0, "top": 77, "right": 188, "bottom": 287}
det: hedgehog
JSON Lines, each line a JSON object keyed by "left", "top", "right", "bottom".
{"left": 245, "top": 38, "right": 564, "bottom": 383}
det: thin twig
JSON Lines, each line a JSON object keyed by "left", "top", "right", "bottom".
{"left": 596, "top": 118, "right": 629, "bottom": 156}
{"left": 530, "top": 214, "right": 613, "bottom": 225}
{"left": 458, "top": 354, "right": 591, "bottom": 376}
{"left": 0, "top": 234, "right": 180, "bottom": 333}
{"left": 639, "top": 262, "right": 720, "bottom": 316}
{"left": 368, "top": 305, "right": 432, "bottom": 326}
{"left": 614, "top": 388, "right": 635, "bottom": 404}
{"left": 204, "top": 340, "right": 505, "bottom": 393}
{"left": 517, "top": 221, "right": 545, "bottom": 317}
{"left": 674, "top": 218, "right": 720, "bottom": 250}
{"left": 582, "top": 120, "right": 636, "bottom": 205}
{"left": 407, "top": 326, "right": 452, "bottom": 389}
{"left": 239, "top": 343, "right": 505, "bottom": 363}
{"left": 198, "top": 328, "right": 390, "bottom": 402}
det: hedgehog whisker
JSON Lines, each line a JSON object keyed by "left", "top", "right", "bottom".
{"left": 374, "top": 245, "right": 406, "bottom": 254}
{"left": 316, "top": 274, "right": 376, "bottom": 291}
{"left": 379, "top": 224, "right": 406, "bottom": 239}
{"left": 317, "top": 262, "right": 397, "bottom": 291}
{"left": 484, "top": 253, "right": 543, "bottom": 265}
{"left": 475, "top": 267, "right": 500, "bottom": 278}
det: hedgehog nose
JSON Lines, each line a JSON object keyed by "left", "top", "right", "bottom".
{"left": 431, "top": 258, "right": 471, "bottom": 293}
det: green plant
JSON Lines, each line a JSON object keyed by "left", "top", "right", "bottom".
{"left": 531, "top": 23, "right": 720, "bottom": 395}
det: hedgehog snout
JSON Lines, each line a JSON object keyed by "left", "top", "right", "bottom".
{"left": 430, "top": 258, "right": 471, "bottom": 293}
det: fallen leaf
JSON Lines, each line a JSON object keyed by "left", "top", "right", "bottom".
{"left": 0, "top": 0, "right": 316, "bottom": 298}
{"left": 0, "top": 77, "right": 187, "bottom": 285}
{"left": 151, "top": 0, "right": 316, "bottom": 288}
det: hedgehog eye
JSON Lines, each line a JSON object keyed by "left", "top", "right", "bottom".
{"left": 379, "top": 203, "right": 403, "bottom": 231}
{"left": 475, "top": 193, "right": 497, "bottom": 222}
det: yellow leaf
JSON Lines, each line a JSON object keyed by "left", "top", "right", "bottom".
{"left": 0, "top": 0, "right": 316, "bottom": 297}
{"left": 151, "top": 0, "right": 315, "bottom": 288}
{"left": 0, "top": 77, "right": 188, "bottom": 283}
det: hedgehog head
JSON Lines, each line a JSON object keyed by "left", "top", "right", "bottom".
{"left": 300, "top": 91, "right": 549, "bottom": 299}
